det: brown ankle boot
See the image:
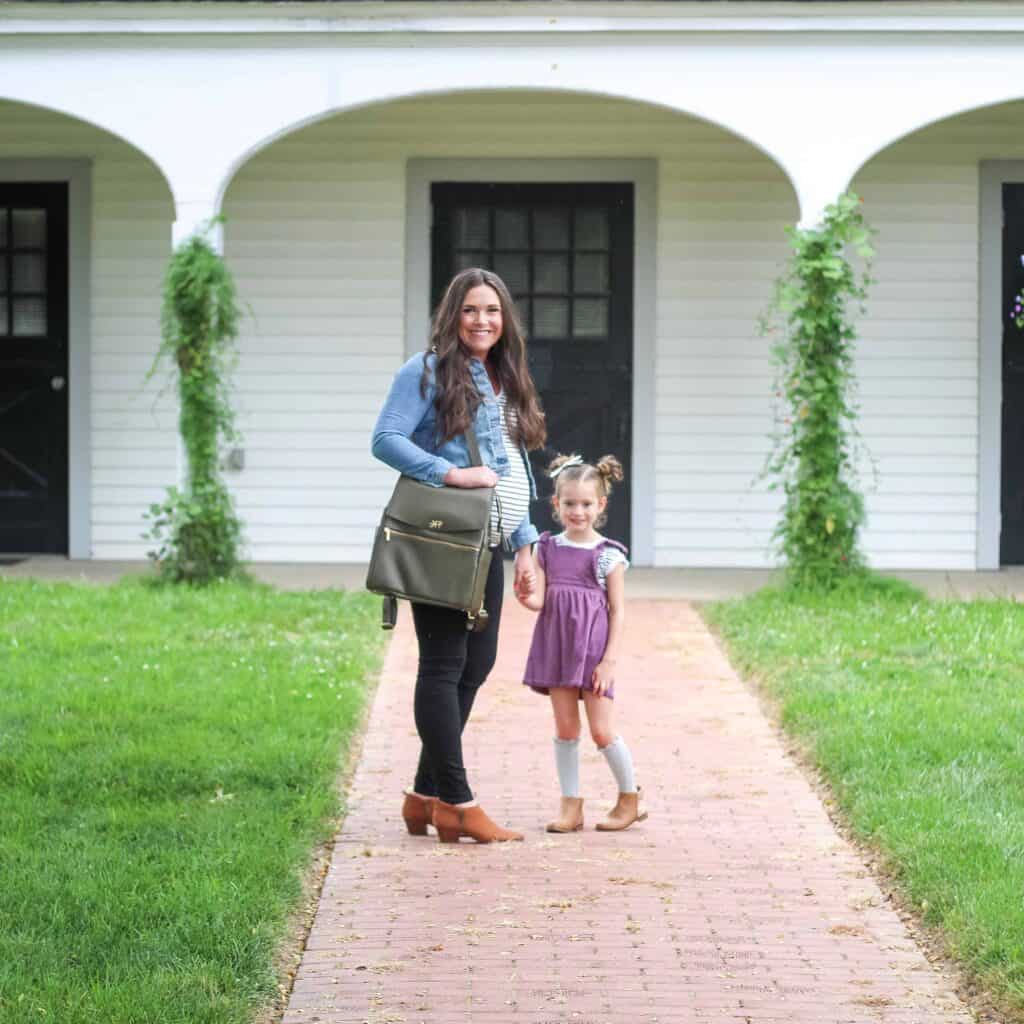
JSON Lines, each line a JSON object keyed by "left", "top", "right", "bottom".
{"left": 595, "top": 788, "right": 648, "bottom": 832}
{"left": 432, "top": 801, "right": 524, "bottom": 843}
{"left": 401, "top": 790, "right": 436, "bottom": 836}
{"left": 546, "top": 797, "right": 584, "bottom": 833}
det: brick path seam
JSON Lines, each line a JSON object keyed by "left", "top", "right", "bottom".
{"left": 282, "top": 599, "right": 975, "bottom": 1024}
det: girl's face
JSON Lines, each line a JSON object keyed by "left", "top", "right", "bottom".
{"left": 553, "top": 478, "right": 606, "bottom": 538}
{"left": 458, "top": 284, "right": 503, "bottom": 361}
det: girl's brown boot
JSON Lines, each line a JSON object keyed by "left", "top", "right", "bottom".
{"left": 432, "top": 800, "right": 524, "bottom": 843}
{"left": 546, "top": 797, "right": 584, "bottom": 833}
{"left": 595, "top": 788, "right": 648, "bottom": 831}
{"left": 401, "top": 790, "right": 436, "bottom": 836}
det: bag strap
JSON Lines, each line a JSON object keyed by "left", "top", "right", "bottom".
{"left": 465, "top": 425, "right": 483, "bottom": 468}
{"left": 381, "top": 595, "right": 397, "bottom": 630}
{"left": 464, "top": 425, "right": 503, "bottom": 543}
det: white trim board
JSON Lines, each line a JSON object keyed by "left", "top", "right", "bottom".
{"left": 0, "top": 159, "right": 92, "bottom": 559}
{"left": 9, "top": 3, "right": 1024, "bottom": 35}
{"left": 405, "top": 158, "right": 657, "bottom": 567}
{"left": 979, "top": 161, "right": 1024, "bottom": 569}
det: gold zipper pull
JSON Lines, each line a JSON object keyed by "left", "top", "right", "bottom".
{"left": 385, "top": 527, "right": 391, "bottom": 542}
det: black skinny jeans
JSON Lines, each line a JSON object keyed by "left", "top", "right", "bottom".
{"left": 410, "top": 549, "right": 505, "bottom": 804}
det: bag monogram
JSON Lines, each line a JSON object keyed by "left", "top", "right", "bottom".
{"left": 366, "top": 427, "right": 502, "bottom": 632}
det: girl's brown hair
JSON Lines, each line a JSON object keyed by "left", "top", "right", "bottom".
{"left": 422, "top": 268, "right": 546, "bottom": 449}
{"left": 548, "top": 453, "right": 625, "bottom": 528}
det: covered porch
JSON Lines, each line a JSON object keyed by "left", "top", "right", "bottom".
{"left": 3, "top": 3, "right": 1024, "bottom": 571}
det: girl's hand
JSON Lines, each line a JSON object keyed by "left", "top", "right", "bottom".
{"left": 514, "top": 548, "right": 544, "bottom": 611}
{"left": 513, "top": 547, "right": 536, "bottom": 596}
{"left": 445, "top": 466, "right": 499, "bottom": 488}
{"left": 591, "top": 660, "right": 615, "bottom": 697}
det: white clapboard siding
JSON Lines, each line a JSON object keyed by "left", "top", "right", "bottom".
{"left": 851, "top": 99, "right": 1024, "bottom": 567}
{"left": 0, "top": 101, "right": 175, "bottom": 559}
{"left": 9, "top": 91, "right": 1021, "bottom": 568}
{"left": 224, "top": 91, "right": 797, "bottom": 563}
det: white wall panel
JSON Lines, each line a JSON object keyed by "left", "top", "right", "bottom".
{"left": 853, "top": 99, "right": 1024, "bottom": 568}
{"left": 224, "top": 91, "right": 797, "bottom": 564}
{"left": 0, "top": 101, "right": 174, "bottom": 559}
{"left": 8, "top": 89, "right": 1016, "bottom": 569}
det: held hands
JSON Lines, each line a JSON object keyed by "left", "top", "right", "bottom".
{"left": 591, "top": 660, "right": 615, "bottom": 697}
{"left": 445, "top": 466, "right": 499, "bottom": 488}
{"left": 514, "top": 555, "right": 544, "bottom": 612}
{"left": 513, "top": 547, "right": 536, "bottom": 597}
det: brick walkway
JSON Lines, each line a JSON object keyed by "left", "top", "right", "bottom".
{"left": 282, "top": 600, "right": 974, "bottom": 1024}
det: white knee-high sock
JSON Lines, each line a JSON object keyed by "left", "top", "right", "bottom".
{"left": 599, "top": 736, "right": 636, "bottom": 793}
{"left": 553, "top": 737, "right": 581, "bottom": 798}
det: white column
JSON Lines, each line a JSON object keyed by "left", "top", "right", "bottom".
{"left": 168, "top": 196, "right": 225, "bottom": 489}
{"left": 171, "top": 198, "right": 224, "bottom": 253}
{"left": 793, "top": 168, "right": 859, "bottom": 230}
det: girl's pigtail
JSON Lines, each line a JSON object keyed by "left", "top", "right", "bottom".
{"left": 595, "top": 455, "right": 625, "bottom": 492}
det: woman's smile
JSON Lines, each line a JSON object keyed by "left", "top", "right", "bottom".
{"left": 459, "top": 284, "right": 504, "bottom": 359}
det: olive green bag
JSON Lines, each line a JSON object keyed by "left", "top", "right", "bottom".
{"left": 366, "top": 428, "right": 501, "bottom": 632}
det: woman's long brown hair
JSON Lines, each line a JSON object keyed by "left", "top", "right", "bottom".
{"left": 422, "top": 267, "right": 547, "bottom": 449}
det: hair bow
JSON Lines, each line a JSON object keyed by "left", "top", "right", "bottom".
{"left": 549, "top": 454, "right": 585, "bottom": 479}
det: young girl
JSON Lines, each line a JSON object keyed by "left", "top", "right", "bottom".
{"left": 516, "top": 453, "right": 646, "bottom": 833}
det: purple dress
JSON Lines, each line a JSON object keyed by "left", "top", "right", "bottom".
{"left": 523, "top": 532, "right": 628, "bottom": 700}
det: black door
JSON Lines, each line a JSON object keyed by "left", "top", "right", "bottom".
{"left": 0, "top": 184, "right": 69, "bottom": 554}
{"left": 1002, "top": 184, "right": 1024, "bottom": 565}
{"left": 432, "top": 182, "right": 634, "bottom": 548}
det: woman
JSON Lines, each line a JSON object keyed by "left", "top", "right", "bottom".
{"left": 371, "top": 267, "right": 546, "bottom": 843}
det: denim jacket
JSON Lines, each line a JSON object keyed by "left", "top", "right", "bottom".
{"left": 371, "top": 352, "right": 539, "bottom": 551}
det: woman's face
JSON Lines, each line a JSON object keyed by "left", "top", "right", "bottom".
{"left": 458, "top": 284, "right": 503, "bottom": 361}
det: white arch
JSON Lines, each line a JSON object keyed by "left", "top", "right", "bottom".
{"left": 0, "top": 94, "right": 176, "bottom": 215}
{"left": 9, "top": 29, "right": 1024, "bottom": 231}
{"left": 215, "top": 83, "right": 802, "bottom": 212}
{"left": 847, "top": 89, "right": 1024, "bottom": 185}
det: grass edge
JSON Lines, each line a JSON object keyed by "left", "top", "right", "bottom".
{"left": 696, "top": 600, "right": 1013, "bottom": 1024}
{"left": 251, "top": 636, "right": 387, "bottom": 1024}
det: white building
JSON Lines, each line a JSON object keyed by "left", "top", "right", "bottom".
{"left": 2, "top": 0, "right": 1023, "bottom": 569}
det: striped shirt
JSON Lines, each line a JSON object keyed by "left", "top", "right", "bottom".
{"left": 551, "top": 532, "right": 630, "bottom": 590}
{"left": 490, "top": 392, "right": 532, "bottom": 548}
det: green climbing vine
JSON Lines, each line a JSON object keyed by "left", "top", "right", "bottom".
{"left": 761, "top": 192, "right": 876, "bottom": 590}
{"left": 143, "top": 223, "right": 245, "bottom": 584}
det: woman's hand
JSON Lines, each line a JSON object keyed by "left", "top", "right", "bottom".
{"left": 591, "top": 660, "right": 615, "bottom": 697}
{"left": 513, "top": 546, "right": 536, "bottom": 597}
{"left": 514, "top": 548, "right": 544, "bottom": 611}
{"left": 445, "top": 466, "right": 499, "bottom": 488}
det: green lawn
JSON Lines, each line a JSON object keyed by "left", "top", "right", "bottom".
{"left": 0, "top": 577, "right": 384, "bottom": 1024}
{"left": 705, "top": 579, "right": 1024, "bottom": 1018}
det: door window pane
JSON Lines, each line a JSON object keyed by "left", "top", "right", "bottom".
{"left": 574, "top": 252, "right": 608, "bottom": 293}
{"left": 455, "top": 207, "right": 489, "bottom": 249}
{"left": 573, "top": 298, "right": 608, "bottom": 338}
{"left": 13, "top": 297, "right": 46, "bottom": 336}
{"left": 0, "top": 210, "right": 7, "bottom": 247}
{"left": 0, "top": 254, "right": 7, "bottom": 293}
{"left": 495, "top": 208, "right": 528, "bottom": 249}
{"left": 0, "top": 296, "right": 7, "bottom": 336}
{"left": 12, "top": 209, "right": 46, "bottom": 248}
{"left": 456, "top": 250, "right": 488, "bottom": 272}
{"left": 492, "top": 252, "right": 528, "bottom": 295}
{"left": 574, "top": 207, "right": 609, "bottom": 249}
{"left": 515, "top": 297, "right": 531, "bottom": 332}
{"left": 533, "top": 208, "right": 569, "bottom": 250}
{"left": 534, "top": 298, "right": 568, "bottom": 338}
{"left": 534, "top": 253, "right": 569, "bottom": 293}
{"left": 13, "top": 253, "right": 46, "bottom": 293}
